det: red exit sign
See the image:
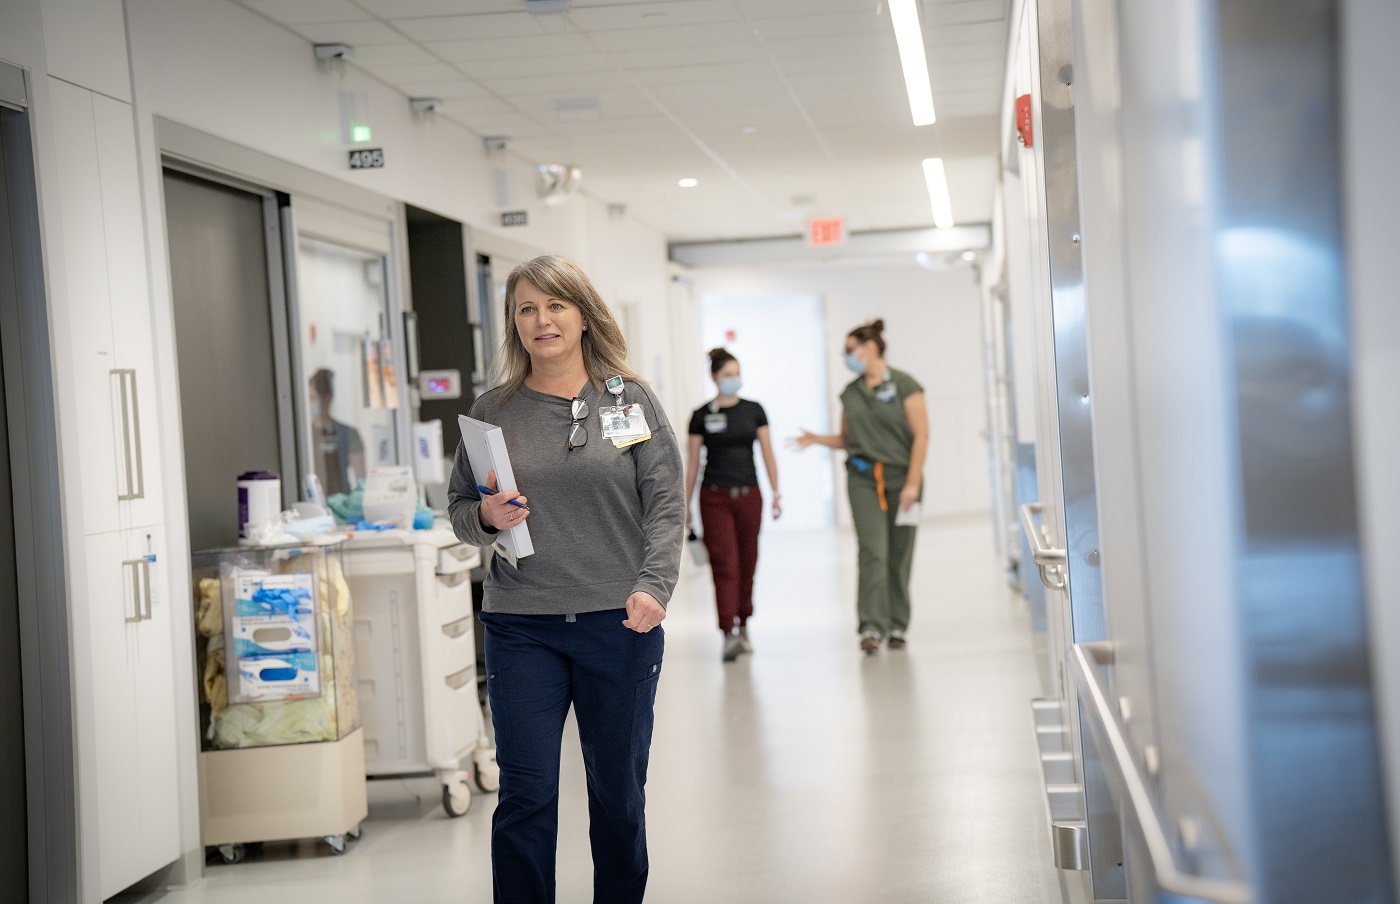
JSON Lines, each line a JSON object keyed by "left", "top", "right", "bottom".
{"left": 808, "top": 217, "right": 845, "bottom": 247}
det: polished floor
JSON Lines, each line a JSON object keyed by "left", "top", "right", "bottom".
{"left": 129, "top": 515, "right": 1091, "bottom": 904}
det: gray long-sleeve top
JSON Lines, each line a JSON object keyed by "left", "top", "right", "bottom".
{"left": 447, "top": 379, "right": 685, "bottom": 616}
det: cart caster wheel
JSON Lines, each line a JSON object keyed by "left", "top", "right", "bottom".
{"left": 347, "top": 823, "right": 363, "bottom": 841}
{"left": 218, "top": 843, "right": 245, "bottom": 865}
{"left": 473, "top": 756, "right": 500, "bottom": 793}
{"left": 325, "top": 834, "right": 347, "bottom": 855}
{"left": 442, "top": 780, "right": 472, "bottom": 817}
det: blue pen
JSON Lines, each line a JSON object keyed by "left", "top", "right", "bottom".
{"left": 478, "top": 485, "right": 529, "bottom": 510}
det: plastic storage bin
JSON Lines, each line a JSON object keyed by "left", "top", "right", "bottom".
{"left": 191, "top": 539, "right": 367, "bottom": 862}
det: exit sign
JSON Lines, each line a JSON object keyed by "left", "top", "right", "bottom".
{"left": 808, "top": 217, "right": 845, "bottom": 246}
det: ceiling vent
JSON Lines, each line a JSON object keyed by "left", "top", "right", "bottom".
{"left": 526, "top": 0, "right": 571, "bottom": 13}
{"left": 537, "top": 164, "right": 582, "bottom": 206}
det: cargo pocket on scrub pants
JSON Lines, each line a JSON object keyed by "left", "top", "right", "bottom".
{"left": 633, "top": 662, "right": 662, "bottom": 747}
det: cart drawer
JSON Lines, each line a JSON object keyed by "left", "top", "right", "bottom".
{"left": 436, "top": 665, "right": 479, "bottom": 763}
{"left": 437, "top": 544, "right": 479, "bottom": 576}
{"left": 439, "top": 619, "right": 475, "bottom": 675}
{"left": 344, "top": 547, "right": 415, "bottom": 577}
{"left": 434, "top": 569, "right": 473, "bottom": 626}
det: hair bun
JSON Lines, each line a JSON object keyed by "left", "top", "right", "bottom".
{"left": 707, "top": 347, "right": 727, "bottom": 361}
{"left": 870, "top": 318, "right": 885, "bottom": 334}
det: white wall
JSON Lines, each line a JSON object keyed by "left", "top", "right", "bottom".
{"left": 687, "top": 262, "right": 991, "bottom": 526}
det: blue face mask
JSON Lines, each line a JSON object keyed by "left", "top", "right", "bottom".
{"left": 717, "top": 376, "right": 743, "bottom": 397}
{"left": 844, "top": 351, "right": 865, "bottom": 374}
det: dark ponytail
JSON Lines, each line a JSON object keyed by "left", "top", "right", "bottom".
{"left": 708, "top": 347, "right": 738, "bottom": 375}
{"left": 847, "top": 319, "right": 887, "bottom": 356}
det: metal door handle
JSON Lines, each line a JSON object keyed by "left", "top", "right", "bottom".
{"left": 141, "top": 558, "right": 153, "bottom": 620}
{"left": 122, "top": 558, "right": 144, "bottom": 623}
{"left": 1071, "top": 643, "right": 1251, "bottom": 904}
{"left": 1019, "top": 502, "right": 1067, "bottom": 590}
{"left": 112, "top": 369, "right": 146, "bottom": 501}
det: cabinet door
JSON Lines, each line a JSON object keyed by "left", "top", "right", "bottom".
{"left": 93, "top": 95, "right": 163, "bottom": 529}
{"left": 127, "top": 527, "right": 180, "bottom": 878}
{"left": 82, "top": 531, "right": 139, "bottom": 898}
{"left": 46, "top": 79, "right": 120, "bottom": 535}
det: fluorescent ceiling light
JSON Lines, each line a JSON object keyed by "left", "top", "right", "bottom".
{"left": 678, "top": 178, "right": 699, "bottom": 188}
{"left": 889, "top": 0, "right": 936, "bottom": 126}
{"left": 922, "top": 158, "right": 954, "bottom": 228}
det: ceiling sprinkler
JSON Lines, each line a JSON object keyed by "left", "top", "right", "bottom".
{"left": 537, "top": 164, "right": 582, "bottom": 206}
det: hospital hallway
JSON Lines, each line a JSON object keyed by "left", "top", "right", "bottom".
{"left": 120, "top": 516, "right": 1090, "bottom": 904}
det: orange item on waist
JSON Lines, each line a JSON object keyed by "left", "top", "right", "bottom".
{"left": 874, "top": 461, "right": 888, "bottom": 512}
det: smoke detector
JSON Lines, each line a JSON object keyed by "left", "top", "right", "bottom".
{"left": 537, "top": 164, "right": 582, "bottom": 206}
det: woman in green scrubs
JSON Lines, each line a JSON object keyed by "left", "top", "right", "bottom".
{"left": 797, "top": 319, "right": 929, "bottom": 654}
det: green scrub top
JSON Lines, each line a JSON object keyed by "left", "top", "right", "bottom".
{"left": 841, "top": 367, "right": 923, "bottom": 469}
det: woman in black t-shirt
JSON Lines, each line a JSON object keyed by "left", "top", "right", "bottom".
{"left": 684, "top": 348, "right": 781, "bottom": 662}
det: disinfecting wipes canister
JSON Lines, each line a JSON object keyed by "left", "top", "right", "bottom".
{"left": 237, "top": 471, "right": 281, "bottom": 540}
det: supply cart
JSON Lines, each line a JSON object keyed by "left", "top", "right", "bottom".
{"left": 342, "top": 525, "right": 498, "bottom": 816}
{"left": 191, "top": 538, "right": 367, "bottom": 864}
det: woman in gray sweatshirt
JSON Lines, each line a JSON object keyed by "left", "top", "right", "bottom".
{"left": 448, "top": 254, "right": 684, "bottom": 904}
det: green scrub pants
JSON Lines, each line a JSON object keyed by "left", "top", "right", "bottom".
{"left": 847, "top": 465, "right": 918, "bottom": 638}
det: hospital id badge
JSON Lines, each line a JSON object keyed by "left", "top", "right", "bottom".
{"left": 704, "top": 413, "right": 727, "bottom": 434}
{"left": 875, "top": 382, "right": 898, "bottom": 403}
{"left": 601, "top": 403, "right": 651, "bottom": 447}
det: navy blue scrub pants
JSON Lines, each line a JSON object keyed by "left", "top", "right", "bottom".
{"left": 481, "top": 608, "right": 664, "bottom": 904}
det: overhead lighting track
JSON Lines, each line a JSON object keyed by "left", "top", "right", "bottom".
{"left": 889, "top": 0, "right": 936, "bottom": 126}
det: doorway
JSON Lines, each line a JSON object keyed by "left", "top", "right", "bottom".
{"left": 163, "top": 169, "right": 289, "bottom": 550}
{"left": 697, "top": 293, "right": 832, "bottom": 530}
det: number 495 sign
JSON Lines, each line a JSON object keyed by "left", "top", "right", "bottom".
{"left": 349, "top": 148, "right": 385, "bottom": 170}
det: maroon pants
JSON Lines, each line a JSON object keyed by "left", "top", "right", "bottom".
{"left": 699, "top": 485, "right": 763, "bottom": 633}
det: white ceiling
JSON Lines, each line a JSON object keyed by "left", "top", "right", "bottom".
{"left": 239, "top": 0, "right": 1009, "bottom": 242}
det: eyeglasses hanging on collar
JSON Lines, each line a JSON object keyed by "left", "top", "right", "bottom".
{"left": 568, "top": 397, "right": 589, "bottom": 450}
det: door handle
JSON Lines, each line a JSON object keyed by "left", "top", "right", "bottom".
{"left": 141, "top": 557, "right": 153, "bottom": 621}
{"left": 1019, "top": 502, "right": 1067, "bottom": 591}
{"left": 122, "top": 558, "right": 144, "bottom": 623}
{"left": 1071, "top": 643, "right": 1251, "bottom": 903}
{"left": 112, "top": 369, "right": 146, "bottom": 501}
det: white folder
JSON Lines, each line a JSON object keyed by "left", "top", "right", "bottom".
{"left": 458, "top": 415, "right": 535, "bottom": 567}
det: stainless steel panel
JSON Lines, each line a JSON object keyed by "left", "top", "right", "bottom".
{"left": 1030, "top": 0, "right": 1124, "bottom": 895}
{"left": 1212, "top": 3, "right": 1391, "bottom": 901}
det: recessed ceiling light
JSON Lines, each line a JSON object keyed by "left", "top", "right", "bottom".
{"left": 921, "top": 157, "right": 954, "bottom": 228}
{"left": 889, "top": 0, "right": 936, "bottom": 126}
{"left": 961, "top": 251, "right": 977, "bottom": 262}
{"left": 740, "top": 125, "right": 758, "bottom": 134}
{"left": 678, "top": 178, "right": 699, "bottom": 188}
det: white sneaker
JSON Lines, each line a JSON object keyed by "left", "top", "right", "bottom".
{"left": 737, "top": 625, "right": 753, "bottom": 654}
{"left": 722, "top": 632, "right": 744, "bottom": 662}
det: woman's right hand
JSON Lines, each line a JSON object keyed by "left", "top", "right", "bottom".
{"left": 478, "top": 470, "right": 530, "bottom": 531}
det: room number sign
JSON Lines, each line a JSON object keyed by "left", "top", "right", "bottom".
{"left": 348, "top": 148, "right": 385, "bottom": 169}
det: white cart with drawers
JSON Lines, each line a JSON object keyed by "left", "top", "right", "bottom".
{"left": 342, "top": 525, "right": 498, "bottom": 816}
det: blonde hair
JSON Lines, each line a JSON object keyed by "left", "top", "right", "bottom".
{"left": 495, "top": 254, "right": 641, "bottom": 399}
